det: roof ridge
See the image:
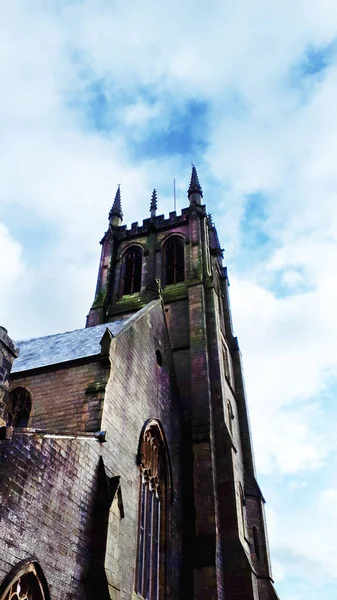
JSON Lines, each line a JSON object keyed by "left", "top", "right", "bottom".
{"left": 15, "top": 321, "right": 122, "bottom": 345}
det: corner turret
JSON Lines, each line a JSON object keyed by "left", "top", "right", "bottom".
{"left": 150, "top": 189, "right": 157, "bottom": 219}
{"left": 109, "top": 185, "right": 123, "bottom": 227}
{"left": 187, "top": 164, "right": 203, "bottom": 205}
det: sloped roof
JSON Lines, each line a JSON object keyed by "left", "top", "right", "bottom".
{"left": 12, "top": 319, "right": 129, "bottom": 374}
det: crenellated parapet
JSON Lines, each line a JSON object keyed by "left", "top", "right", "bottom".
{"left": 104, "top": 205, "right": 205, "bottom": 241}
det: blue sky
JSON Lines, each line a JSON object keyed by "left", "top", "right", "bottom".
{"left": 1, "top": 1, "right": 337, "bottom": 598}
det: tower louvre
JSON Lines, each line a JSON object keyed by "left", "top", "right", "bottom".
{"left": 86, "top": 166, "right": 279, "bottom": 600}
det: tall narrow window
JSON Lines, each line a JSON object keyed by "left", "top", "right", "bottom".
{"left": 7, "top": 387, "right": 31, "bottom": 428}
{"left": 136, "top": 421, "right": 170, "bottom": 600}
{"left": 252, "top": 526, "right": 260, "bottom": 560}
{"left": 123, "top": 246, "right": 142, "bottom": 295}
{"left": 239, "top": 484, "right": 247, "bottom": 539}
{"left": 223, "top": 345, "right": 230, "bottom": 380}
{"left": 227, "top": 401, "right": 234, "bottom": 436}
{"left": 164, "top": 236, "right": 184, "bottom": 285}
{"left": 223, "top": 343, "right": 234, "bottom": 389}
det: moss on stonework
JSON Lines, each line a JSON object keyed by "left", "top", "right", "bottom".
{"left": 112, "top": 293, "right": 145, "bottom": 314}
{"left": 92, "top": 290, "right": 107, "bottom": 308}
{"left": 162, "top": 282, "right": 188, "bottom": 302}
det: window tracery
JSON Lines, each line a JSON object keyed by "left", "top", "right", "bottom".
{"left": 136, "top": 422, "right": 169, "bottom": 600}
{"left": 1, "top": 564, "right": 46, "bottom": 600}
{"left": 7, "top": 388, "right": 31, "bottom": 428}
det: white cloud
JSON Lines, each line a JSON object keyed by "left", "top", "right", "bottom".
{"left": 318, "top": 488, "right": 337, "bottom": 517}
{"left": 264, "top": 485, "right": 337, "bottom": 590}
{"left": 0, "top": 224, "right": 23, "bottom": 286}
{"left": 0, "top": 224, "right": 25, "bottom": 332}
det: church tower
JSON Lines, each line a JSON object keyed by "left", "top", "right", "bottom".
{"left": 86, "top": 167, "right": 279, "bottom": 600}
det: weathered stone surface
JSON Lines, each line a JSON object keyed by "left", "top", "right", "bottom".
{"left": 0, "top": 327, "right": 19, "bottom": 428}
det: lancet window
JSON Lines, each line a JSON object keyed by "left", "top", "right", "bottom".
{"left": 252, "top": 526, "right": 260, "bottom": 560}
{"left": 136, "top": 421, "right": 169, "bottom": 600}
{"left": 239, "top": 484, "right": 247, "bottom": 539}
{"left": 164, "top": 236, "right": 184, "bottom": 285}
{"left": 227, "top": 401, "right": 234, "bottom": 436}
{"left": 122, "top": 246, "right": 142, "bottom": 295}
{"left": 7, "top": 387, "right": 31, "bottom": 428}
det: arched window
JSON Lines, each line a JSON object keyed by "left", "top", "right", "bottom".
{"left": 0, "top": 562, "right": 49, "bottom": 600}
{"left": 7, "top": 387, "right": 31, "bottom": 428}
{"left": 239, "top": 484, "right": 247, "bottom": 539}
{"left": 252, "top": 526, "right": 260, "bottom": 560}
{"left": 136, "top": 420, "right": 170, "bottom": 600}
{"left": 223, "top": 344, "right": 230, "bottom": 380}
{"left": 122, "top": 246, "right": 142, "bottom": 295}
{"left": 227, "top": 401, "right": 234, "bottom": 436}
{"left": 164, "top": 236, "right": 184, "bottom": 285}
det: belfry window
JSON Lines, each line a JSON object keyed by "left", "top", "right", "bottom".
{"left": 164, "top": 236, "right": 184, "bottom": 285}
{"left": 7, "top": 387, "right": 31, "bottom": 428}
{"left": 122, "top": 246, "right": 142, "bottom": 295}
{"left": 136, "top": 421, "right": 169, "bottom": 600}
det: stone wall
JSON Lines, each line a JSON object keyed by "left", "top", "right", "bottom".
{"left": 0, "top": 433, "right": 100, "bottom": 599}
{"left": 100, "top": 300, "right": 184, "bottom": 600}
{"left": 0, "top": 301, "right": 184, "bottom": 600}
{"left": 10, "top": 360, "right": 109, "bottom": 433}
{"left": 0, "top": 326, "right": 18, "bottom": 430}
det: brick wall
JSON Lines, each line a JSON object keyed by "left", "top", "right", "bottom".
{"left": 9, "top": 360, "right": 109, "bottom": 433}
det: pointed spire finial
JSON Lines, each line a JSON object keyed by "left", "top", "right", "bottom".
{"left": 109, "top": 185, "right": 123, "bottom": 226}
{"left": 188, "top": 164, "right": 203, "bottom": 203}
{"left": 150, "top": 189, "right": 157, "bottom": 218}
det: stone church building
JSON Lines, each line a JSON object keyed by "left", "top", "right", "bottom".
{"left": 0, "top": 167, "right": 279, "bottom": 600}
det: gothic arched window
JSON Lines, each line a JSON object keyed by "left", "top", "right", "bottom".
{"left": 7, "top": 387, "right": 31, "bottom": 428}
{"left": 252, "top": 526, "right": 260, "bottom": 560}
{"left": 163, "top": 236, "right": 184, "bottom": 285}
{"left": 0, "top": 562, "right": 49, "bottom": 600}
{"left": 122, "top": 246, "right": 143, "bottom": 295}
{"left": 239, "top": 483, "right": 247, "bottom": 539}
{"left": 136, "top": 420, "right": 170, "bottom": 600}
{"left": 227, "top": 401, "right": 234, "bottom": 436}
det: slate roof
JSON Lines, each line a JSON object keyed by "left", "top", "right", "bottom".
{"left": 12, "top": 319, "right": 130, "bottom": 374}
